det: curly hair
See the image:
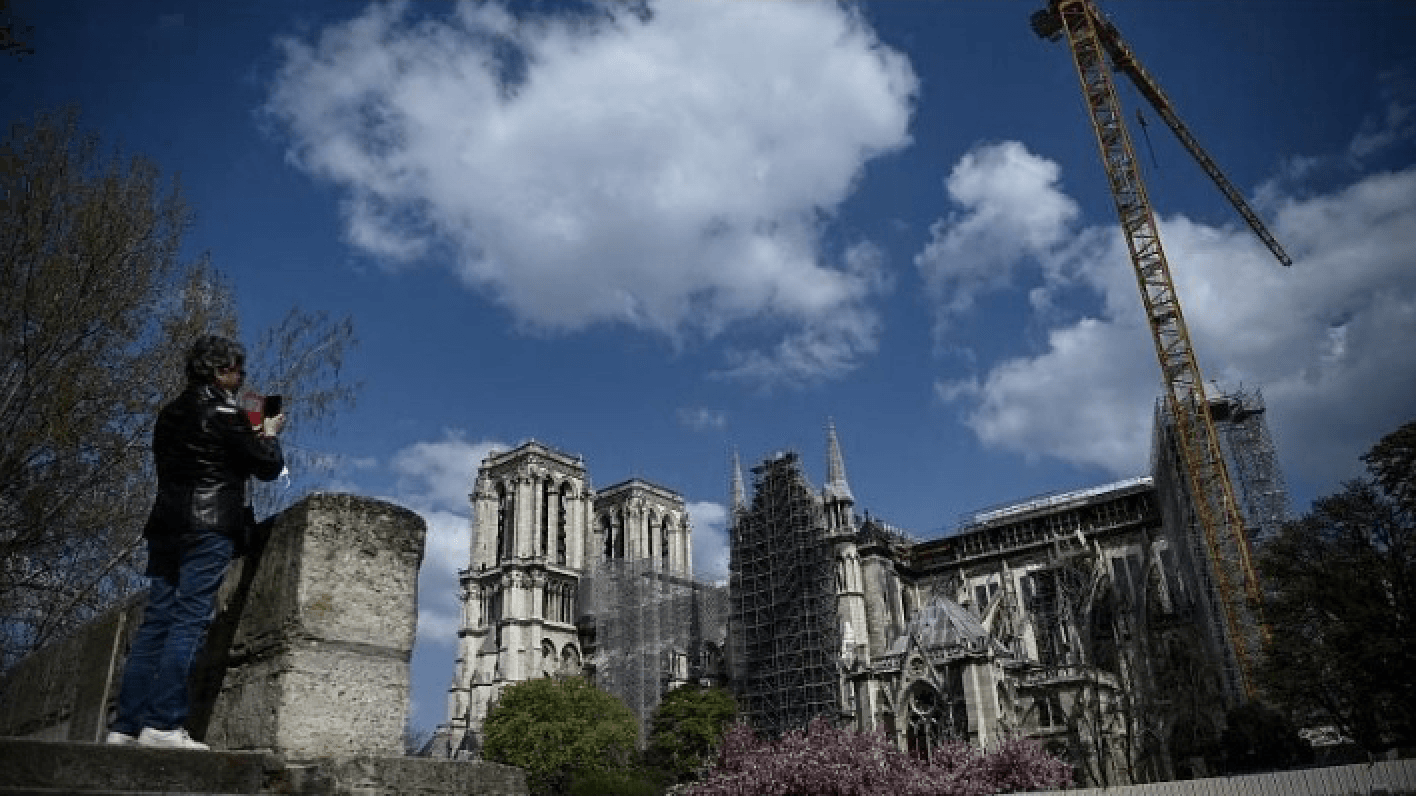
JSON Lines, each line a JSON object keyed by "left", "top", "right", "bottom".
{"left": 184, "top": 335, "right": 246, "bottom": 386}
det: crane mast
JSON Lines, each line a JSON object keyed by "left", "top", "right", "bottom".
{"left": 1032, "top": 0, "right": 1275, "bottom": 701}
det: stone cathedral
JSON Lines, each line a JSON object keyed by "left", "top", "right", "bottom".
{"left": 437, "top": 389, "right": 1285, "bottom": 785}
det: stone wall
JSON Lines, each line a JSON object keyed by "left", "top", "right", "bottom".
{"left": 0, "top": 493, "right": 425, "bottom": 760}
{"left": 0, "top": 593, "right": 143, "bottom": 741}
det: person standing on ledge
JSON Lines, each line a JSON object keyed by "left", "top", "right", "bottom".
{"left": 107, "top": 335, "right": 285, "bottom": 750}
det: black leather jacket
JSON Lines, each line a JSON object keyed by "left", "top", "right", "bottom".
{"left": 143, "top": 384, "right": 285, "bottom": 539}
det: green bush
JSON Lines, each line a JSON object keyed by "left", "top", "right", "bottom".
{"left": 568, "top": 767, "right": 662, "bottom": 796}
{"left": 645, "top": 684, "right": 737, "bottom": 783}
{"left": 481, "top": 677, "right": 639, "bottom": 796}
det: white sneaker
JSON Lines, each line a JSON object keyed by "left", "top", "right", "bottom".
{"left": 137, "top": 727, "right": 210, "bottom": 751}
{"left": 105, "top": 730, "right": 138, "bottom": 746}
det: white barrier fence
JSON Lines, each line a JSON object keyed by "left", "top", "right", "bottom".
{"left": 1013, "top": 758, "right": 1416, "bottom": 796}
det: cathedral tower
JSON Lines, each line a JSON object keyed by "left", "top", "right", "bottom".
{"left": 445, "top": 442, "right": 593, "bottom": 754}
{"left": 729, "top": 448, "right": 841, "bottom": 736}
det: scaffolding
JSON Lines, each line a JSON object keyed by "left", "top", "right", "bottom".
{"left": 1150, "top": 387, "right": 1285, "bottom": 704}
{"left": 580, "top": 557, "right": 728, "bottom": 742}
{"left": 1208, "top": 387, "right": 1290, "bottom": 545}
{"left": 729, "top": 452, "right": 840, "bottom": 737}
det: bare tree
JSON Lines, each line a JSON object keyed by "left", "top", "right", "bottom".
{"left": 247, "top": 307, "right": 360, "bottom": 517}
{"left": 0, "top": 0, "right": 35, "bottom": 61}
{"left": 0, "top": 108, "right": 358, "bottom": 669}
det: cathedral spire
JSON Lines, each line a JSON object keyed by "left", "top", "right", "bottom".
{"left": 731, "top": 448, "right": 747, "bottom": 514}
{"left": 823, "top": 419, "right": 854, "bottom": 504}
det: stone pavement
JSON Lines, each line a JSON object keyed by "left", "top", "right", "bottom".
{"left": 0, "top": 737, "right": 528, "bottom": 796}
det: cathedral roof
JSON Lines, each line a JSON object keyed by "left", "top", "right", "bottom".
{"left": 888, "top": 594, "right": 1004, "bottom": 657}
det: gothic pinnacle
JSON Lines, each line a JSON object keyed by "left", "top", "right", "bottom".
{"left": 824, "top": 419, "right": 854, "bottom": 504}
{"left": 731, "top": 448, "right": 747, "bottom": 514}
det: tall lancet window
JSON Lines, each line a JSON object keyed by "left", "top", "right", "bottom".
{"left": 496, "top": 484, "right": 510, "bottom": 563}
{"left": 556, "top": 485, "right": 568, "bottom": 566}
{"left": 540, "top": 479, "right": 551, "bottom": 557}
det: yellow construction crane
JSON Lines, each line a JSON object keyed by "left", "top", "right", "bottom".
{"left": 1031, "top": 0, "right": 1287, "bottom": 701}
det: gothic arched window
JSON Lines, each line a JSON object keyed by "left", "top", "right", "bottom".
{"left": 541, "top": 639, "right": 557, "bottom": 677}
{"left": 491, "top": 587, "right": 503, "bottom": 647}
{"left": 496, "top": 483, "right": 509, "bottom": 563}
{"left": 701, "top": 641, "right": 721, "bottom": 679}
{"left": 556, "top": 483, "right": 569, "bottom": 565}
{"left": 905, "top": 683, "right": 943, "bottom": 761}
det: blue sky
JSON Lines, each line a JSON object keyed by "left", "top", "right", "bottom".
{"left": 8, "top": 0, "right": 1414, "bottom": 734}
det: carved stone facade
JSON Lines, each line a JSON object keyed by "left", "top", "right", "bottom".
{"left": 438, "top": 441, "right": 709, "bottom": 757}
{"left": 865, "top": 481, "right": 1168, "bottom": 786}
{"left": 730, "top": 424, "right": 1231, "bottom": 787}
{"left": 593, "top": 479, "right": 692, "bottom": 574}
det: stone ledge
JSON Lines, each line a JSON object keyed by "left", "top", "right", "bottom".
{"left": 0, "top": 739, "right": 528, "bottom": 796}
{"left": 0, "top": 790, "right": 254, "bottom": 796}
{"left": 0, "top": 738, "right": 274, "bottom": 794}
{"left": 317, "top": 756, "right": 527, "bottom": 796}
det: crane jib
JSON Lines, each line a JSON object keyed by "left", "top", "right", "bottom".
{"left": 1044, "top": 1, "right": 1294, "bottom": 268}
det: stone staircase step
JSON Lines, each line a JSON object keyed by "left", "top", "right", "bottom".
{"left": 0, "top": 781, "right": 252, "bottom": 787}
{"left": 0, "top": 739, "right": 273, "bottom": 795}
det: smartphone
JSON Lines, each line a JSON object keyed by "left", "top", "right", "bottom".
{"left": 263, "top": 394, "right": 283, "bottom": 417}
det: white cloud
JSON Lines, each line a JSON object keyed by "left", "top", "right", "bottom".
{"left": 1257, "top": 68, "right": 1415, "bottom": 208}
{"left": 386, "top": 431, "right": 506, "bottom": 646}
{"left": 915, "top": 141, "right": 1079, "bottom": 333}
{"left": 688, "top": 500, "right": 729, "bottom": 578}
{"left": 266, "top": 0, "right": 916, "bottom": 383}
{"left": 1349, "top": 68, "right": 1416, "bottom": 162}
{"left": 939, "top": 318, "right": 1157, "bottom": 474}
{"left": 412, "top": 507, "right": 473, "bottom": 644}
{"left": 926, "top": 142, "right": 1416, "bottom": 497}
{"left": 677, "top": 407, "right": 727, "bottom": 432}
{"left": 390, "top": 430, "right": 504, "bottom": 514}
{"left": 715, "top": 306, "right": 882, "bottom": 388}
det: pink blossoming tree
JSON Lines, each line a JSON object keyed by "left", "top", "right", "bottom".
{"left": 687, "top": 718, "right": 1071, "bottom": 796}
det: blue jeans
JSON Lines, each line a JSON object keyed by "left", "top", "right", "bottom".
{"left": 112, "top": 530, "right": 234, "bottom": 734}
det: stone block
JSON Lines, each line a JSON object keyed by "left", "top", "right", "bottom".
{"left": 204, "top": 493, "right": 426, "bottom": 760}
{"left": 210, "top": 643, "right": 411, "bottom": 759}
